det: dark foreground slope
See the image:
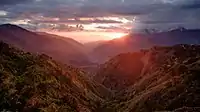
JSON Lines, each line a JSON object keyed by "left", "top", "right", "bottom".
{"left": 0, "top": 42, "right": 110, "bottom": 112}
{"left": 1, "top": 40, "right": 200, "bottom": 112}
{"left": 94, "top": 44, "right": 200, "bottom": 112}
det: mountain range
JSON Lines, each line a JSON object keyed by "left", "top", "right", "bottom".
{"left": 1, "top": 41, "right": 200, "bottom": 112}
{"left": 0, "top": 24, "right": 92, "bottom": 67}
{"left": 1, "top": 24, "right": 200, "bottom": 65}
{"left": 1, "top": 24, "right": 200, "bottom": 112}
{"left": 91, "top": 28, "right": 200, "bottom": 63}
{"left": 94, "top": 44, "right": 200, "bottom": 112}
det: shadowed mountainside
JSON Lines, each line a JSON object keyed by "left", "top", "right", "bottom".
{"left": 0, "top": 24, "right": 92, "bottom": 66}
{"left": 94, "top": 44, "right": 200, "bottom": 112}
{"left": 0, "top": 41, "right": 111, "bottom": 112}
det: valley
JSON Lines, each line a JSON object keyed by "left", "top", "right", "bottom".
{"left": 0, "top": 24, "right": 200, "bottom": 112}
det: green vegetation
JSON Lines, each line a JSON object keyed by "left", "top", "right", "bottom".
{"left": 95, "top": 44, "right": 200, "bottom": 112}
{"left": 0, "top": 41, "right": 110, "bottom": 112}
{"left": 1, "top": 41, "right": 200, "bottom": 112}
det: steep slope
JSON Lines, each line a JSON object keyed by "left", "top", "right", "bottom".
{"left": 94, "top": 52, "right": 144, "bottom": 90}
{"left": 0, "top": 41, "right": 111, "bottom": 112}
{"left": 0, "top": 24, "right": 91, "bottom": 66}
{"left": 92, "top": 29, "right": 200, "bottom": 63}
{"left": 94, "top": 44, "right": 200, "bottom": 112}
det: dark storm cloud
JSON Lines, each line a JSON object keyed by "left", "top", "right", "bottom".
{"left": 134, "top": 7, "right": 200, "bottom": 31}
{"left": 0, "top": 0, "right": 34, "bottom": 5}
{"left": 180, "top": 3, "right": 200, "bottom": 9}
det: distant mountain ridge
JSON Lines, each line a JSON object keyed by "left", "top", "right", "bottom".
{"left": 92, "top": 29, "right": 200, "bottom": 63}
{"left": 0, "top": 24, "right": 92, "bottom": 66}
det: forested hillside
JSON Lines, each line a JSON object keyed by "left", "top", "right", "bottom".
{"left": 0, "top": 41, "right": 110, "bottom": 112}
{"left": 95, "top": 44, "right": 200, "bottom": 112}
{"left": 1, "top": 41, "right": 200, "bottom": 112}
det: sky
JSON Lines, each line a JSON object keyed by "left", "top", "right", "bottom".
{"left": 0, "top": 0, "right": 200, "bottom": 42}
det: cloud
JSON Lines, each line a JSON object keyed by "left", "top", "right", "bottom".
{"left": 96, "top": 26, "right": 130, "bottom": 33}
{"left": 0, "top": 0, "right": 200, "bottom": 32}
{"left": 134, "top": 7, "right": 200, "bottom": 30}
{"left": 0, "top": 0, "right": 34, "bottom": 5}
{"left": 0, "top": 10, "right": 7, "bottom": 16}
{"left": 180, "top": 2, "right": 200, "bottom": 9}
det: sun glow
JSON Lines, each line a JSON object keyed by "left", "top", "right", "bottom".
{"left": 100, "top": 32, "right": 127, "bottom": 39}
{"left": 47, "top": 31, "right": 127, "bottom": 43}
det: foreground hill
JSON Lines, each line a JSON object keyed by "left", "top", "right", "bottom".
{"left": 0, "top": 24, "right": 91, "bottom": 66}
{"left": 92, "top": 29, "right": 200, "bottom": 63}
{"left": 0, "top": 41, "right": 110, "bottom": 112}
{"left": 94, "top": 44, "right": 200, "bottom": 112}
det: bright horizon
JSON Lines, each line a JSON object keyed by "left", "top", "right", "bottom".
{"left": 46, "top": 31, "right": 128, "bottom": 43}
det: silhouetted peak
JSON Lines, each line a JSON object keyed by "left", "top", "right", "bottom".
{"left": 0, "top": 24, "right": 27, "bottom": 31}
{"left": 0, "top": 23, "right": 18, "bottom": 28}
